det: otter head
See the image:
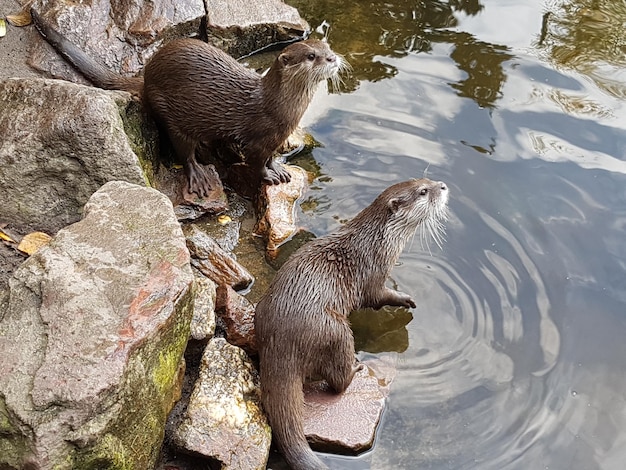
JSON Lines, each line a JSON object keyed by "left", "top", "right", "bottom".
{"left": 384, "top": 178, "right": 449, "bottom": 248}
{"left": 277, "top": 39, "right": 348, "bottom": 92}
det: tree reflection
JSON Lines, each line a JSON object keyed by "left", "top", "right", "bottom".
{"left": 536, "top": 0, "right": 626, "bottom": 99}
{"left": 289, "top": 0, "right": 512, "bottom": 108}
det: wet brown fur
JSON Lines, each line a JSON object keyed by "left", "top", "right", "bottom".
{"left": 31, "top": 9, "right": 342, "bottom": 196}
{"left": 254, "top": 178, "right": 449, "bottom": 470}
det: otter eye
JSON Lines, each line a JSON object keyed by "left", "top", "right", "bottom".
{"left": 419, "top": 188, "right": 428, "bottom": 196}
{"left": 307, "top": 53, "right": 316, "bottom": 60}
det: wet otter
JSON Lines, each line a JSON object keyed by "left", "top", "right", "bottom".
{"left": 31, "top": 9, "right": 346, "bottom": 196}
{"left": 255, "top": 178, "right": 449, "bottom": 469}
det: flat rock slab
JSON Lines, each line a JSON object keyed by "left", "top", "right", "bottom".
{"left": 172, "top": 337, "right": 271, "bottom": 470}
{"left": 0, "top": 181, "right": 194, "bottom": 470}
{"left": 0, "top": 78, "right": 146, "bottom": 234}
{"left": 303, "top": 359, "right": 398, "bottom": 455}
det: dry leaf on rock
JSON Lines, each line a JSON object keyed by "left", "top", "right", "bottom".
{"left": 17, "top": 231, "right": 52, "bottom": 255}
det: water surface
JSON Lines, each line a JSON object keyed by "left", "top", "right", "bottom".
{"left": 277, "top": 1, "right": 626, "bottom": 468}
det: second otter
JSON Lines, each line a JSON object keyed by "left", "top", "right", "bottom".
{"left": 255, "top": 178, "right": 449, "bottom": 469}
{"left": 31, "top": 9, "right": 346, "bottom": 196}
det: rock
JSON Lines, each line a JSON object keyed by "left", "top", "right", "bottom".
{"left": 184, "top": 224, "right": 254, "bottom": 291}
{"left": 255, "top": 164, "right": 310, "bottom": 255}
{"left": 303, "top": 359, "right": 397, "bottom": 454}
{"left": 215, "top": 284, "right": 258, "bottom": 355}
{"left": 190, "top": 271, "right": 217, "bottom": 341}
{"left": 0, "top": 78, "right": 150, "bottom": 234}
{"left": 154, "top": 163, "right": 229, "bottom": 221}
{"left": 0, "top": 181, "right": 194, "bottom": 470}
{"left": 172, "top": 337, "right": 271, "bottom": 470}
{"left": 29, "top": 0, "right": 205, "bottom": 83}
{"left": 206, "top": 0, "right": 309, "bottom": 57}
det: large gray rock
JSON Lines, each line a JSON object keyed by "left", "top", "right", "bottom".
{"left": 0, "top": 78, "right": 150, "bottom": 234}
{"left": 172, "top": 337, "right": 271, "bottom": 470}
{"left": 0, "top": 181, "right": 194, "bottom": 470}
{"left": 205, "top": 0, "right": 310, "bottom": 57}
{"left": 30, "top": 0, "right": 205, "bottom": 82}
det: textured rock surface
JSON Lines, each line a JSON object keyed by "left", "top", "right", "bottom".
{"left": 255, "top": 164, "right": 310, "bottom": 255}
{"left": 303, "top": 359, "right": 397, "bottom": 454}
{"left": 184, "top": 224, "right": 254, "bottom": 291}
{"left": 172, "top": 337, "right": 271, "bottom": 469}
{"left": 205, "top": 0, "right": 309, "bottom": 57}
{"left": 215, "top": 284, "right": 258, "bottom": 355}
{"left": 0, "top": 181, "right": 194, "bottom": 470}
{"left": 30, "top": 0, "right": 205, "bottom": 82}
{"left": 0, "top": 78, "right": 147, "bottom": 234}
{"left": 190, "top": 271, "right": 217, "bottom": 341}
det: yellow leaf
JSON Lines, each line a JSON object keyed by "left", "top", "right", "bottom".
{"left": 217, "top": 215, "right": 232, "bottom": 225}
{"left": 0, "top": 19, "right": 6, "bottom": 38}
{"left": 17, "top": 232, "right": 52, "bottom": 255}
{"left": 0, "top": 230, "right": 15, "bottom": 243}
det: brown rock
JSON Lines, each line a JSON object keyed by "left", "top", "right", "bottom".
{"left": 183, "top": 224, "right": 254, "bottom": 291}
{"left": 255, "top": 164, "right": 310, "bottom": 255}
{"left": 215, "top": 284, "right": 258, "bottom": 355}
{"left": 303, "top": 359, "right": 398, "bottom": 455}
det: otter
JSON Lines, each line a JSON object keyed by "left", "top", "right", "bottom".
{"left": 30, "top": 9, "right": 346, "bottom": 197}
{"left": 254, "top": 178, "right": 449, "bottom": 469}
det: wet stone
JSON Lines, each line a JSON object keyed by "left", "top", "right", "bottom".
{"left": 172, "top": 337, "right": 271, "bottom": 470}
{"left": 183, "top": 224, "right": 254, "bottom": 291}
{"left": 215, "top": 284, "right": 258, "bottom": 356}
{"left": 303, "top": 358, "right": 398, "bottom": 455}
{"left": 255, "top": 164, "right": 310, "bottom": 256}
{"left": 190, "top": 271, "right": 217, "bottom": 341}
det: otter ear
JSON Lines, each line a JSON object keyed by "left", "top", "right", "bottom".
{"left": 279, "top": 53, "right": 290, "bottom": 65}
{"left": 388, "top": 198, "right": 401, "bottom": 213}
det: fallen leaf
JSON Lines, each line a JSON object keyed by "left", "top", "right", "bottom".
{"left": 0, "top": 19, "right": 7, "bottom": 38}
{"left": 0, "top": 230, "right": 15, "bottom": 243}
{"left": 217, "top": 214, "right": 232, "bottom": 225}
{"left": 17, "top": 231, "right": 52, "bottom": 255}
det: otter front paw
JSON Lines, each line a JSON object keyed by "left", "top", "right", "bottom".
{"left": 264, "top": 159, "right": 292, "bottom": 185}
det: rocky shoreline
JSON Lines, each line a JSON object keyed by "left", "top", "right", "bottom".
{"left": 0, "top": 1, "right": 396, "bottom": 469}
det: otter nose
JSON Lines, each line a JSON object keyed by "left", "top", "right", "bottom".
{"left": 326, "top": 54, "right": 337, "bottom": 63}
{"left": 440, "top": 182, "right": 447, "bottom": 191}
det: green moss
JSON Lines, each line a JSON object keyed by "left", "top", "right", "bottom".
{"left": 116, "top": 99, "right": 160, "bottom": 188}
{"left": 71, "top": 281, "right": 194, "bottom": 470}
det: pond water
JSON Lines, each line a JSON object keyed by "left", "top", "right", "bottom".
{"left": 272, "top": 0, "right": 626, "bottom": 469}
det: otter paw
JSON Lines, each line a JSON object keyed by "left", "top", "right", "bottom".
{"left": 399, "top": 293, "right": 417, "bottom": 309}
{"left": 266, "top": 160, "right": 292, "bottom": 184}
{"left": 187, "top": 167, "right": 213, "bottom": 198}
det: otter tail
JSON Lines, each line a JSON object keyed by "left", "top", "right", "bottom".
{"left": 31, "top": 9, "right": 143, "bottom": 96}
{"left": 262, "top": 371, "right": 328, "bottom": 470}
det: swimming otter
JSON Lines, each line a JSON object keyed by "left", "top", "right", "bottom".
{"left": 255, "top": 178, "right": 449, "bottom": 469}
{"left": 31, "top": 9, "right": 346, "bottom": 196}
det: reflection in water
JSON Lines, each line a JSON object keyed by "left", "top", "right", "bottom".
{"left": 537, "top": 0, "right": 626, "bottom": 98}
{"left": 275, "top": 0, "right": 626, "bottom": 469}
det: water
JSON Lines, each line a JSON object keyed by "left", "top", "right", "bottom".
{"left": 279, "top": 0, "right": 626, "bottom": 468}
